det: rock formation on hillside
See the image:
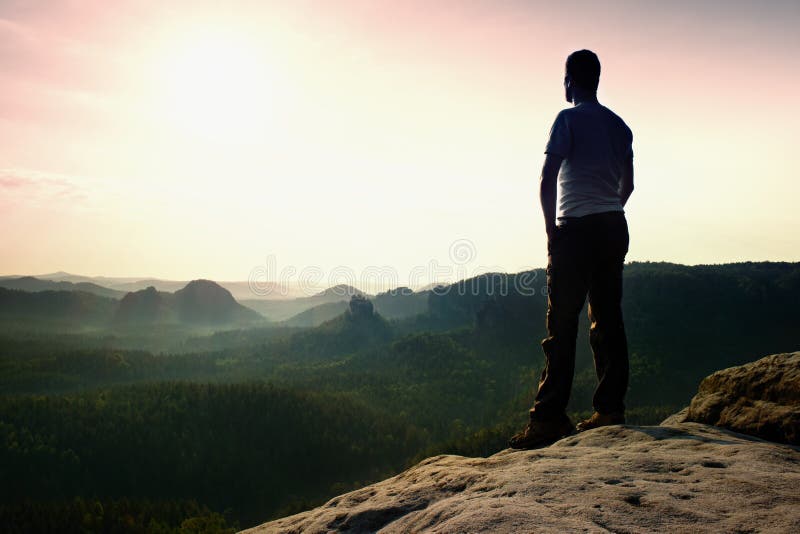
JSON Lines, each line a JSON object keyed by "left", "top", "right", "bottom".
{"left": 244, "top": 352, "right": 800, "bottom": 533}
{"left": 348, "top": 294, "right": 374, "bottom": 318}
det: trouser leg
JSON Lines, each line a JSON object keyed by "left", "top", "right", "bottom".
{"left": 588, "top": 215, "right": 630, "bottom": 414}
{"left": 531, "top": 229, "right": 589, "bottom": 421}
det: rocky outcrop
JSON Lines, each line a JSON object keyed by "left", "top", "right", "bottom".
{"left": 244, "top": 353, "right": 800, "bottom": 533}
{"left": 680, "top": 351, "right": 800, "bottom": 445}
{"left": 348, "top": 294, "right": 375, "bottom": 318}
{"left": 244, "top": 423, "right": 800, "bottom": 533}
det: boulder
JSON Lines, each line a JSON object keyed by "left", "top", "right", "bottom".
{"left": 682, "top": 351, "right": 800, "bottom": 445}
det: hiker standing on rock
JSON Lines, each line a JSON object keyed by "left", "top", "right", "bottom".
{"left": 510, "top": 50, "right": 635, "bottom": 449}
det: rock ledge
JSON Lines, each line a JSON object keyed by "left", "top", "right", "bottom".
{"left": 244, "top": 422, "right": 800, "bottom": 533}
{"left": 244, "top": 352, "right": 800, "bottom": 533}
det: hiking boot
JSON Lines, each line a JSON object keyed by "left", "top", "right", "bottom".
{"left": 576, "top": 411, "right": 626, "bottom": 432}
{"left": 508, "top": 417, "right": 575, "bottom": 449}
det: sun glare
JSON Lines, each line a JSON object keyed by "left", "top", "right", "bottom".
{"left": 157, "top": 31, "right": 279, "bottom": 145}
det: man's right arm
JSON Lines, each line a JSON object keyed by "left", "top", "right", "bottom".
{"left": 540, "top": 153, "right": 563, "bottom": 239}
{"left": 620, "top": 155, "right": 634, "bottom": 207}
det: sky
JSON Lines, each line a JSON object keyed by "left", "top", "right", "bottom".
{"left": 1, "top": 0, "right": 798, "bottom": 288}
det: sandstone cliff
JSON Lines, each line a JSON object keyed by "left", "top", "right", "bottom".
{"left": 244, "top": 352, "right": 800, "bottom": 533}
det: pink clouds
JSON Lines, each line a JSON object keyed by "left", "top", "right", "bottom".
{"left": 0, "top": 168, "right": 86, "bottom": 204}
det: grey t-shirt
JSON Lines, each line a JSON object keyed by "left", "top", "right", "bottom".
{"left": 544, "top": 101, "right": 633, "bottom": 221}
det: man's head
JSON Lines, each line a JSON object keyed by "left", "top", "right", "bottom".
{"left": 564, "top": 49, "right": 600, "bottom": 103}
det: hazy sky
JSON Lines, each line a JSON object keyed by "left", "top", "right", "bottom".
{"left": 1, "top": 0, "right": 798, "bottom": 285}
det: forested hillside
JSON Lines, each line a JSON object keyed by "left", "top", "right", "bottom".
{"left": 0, "top": 383, "right": 425, "bottom": 530}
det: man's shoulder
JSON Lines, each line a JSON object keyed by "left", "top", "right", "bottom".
{"left": 556, "top": 106, "right": 577, "bottom": 118}
{"left": 599, "top": 105, "right": 632, "bottom": 134}
{"left": 551, "top": 107, "right": 573, "bottom": 123}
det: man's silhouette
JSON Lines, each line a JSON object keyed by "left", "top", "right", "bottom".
{"left": 510, "top": 49, "right": 634, "bottom": 449}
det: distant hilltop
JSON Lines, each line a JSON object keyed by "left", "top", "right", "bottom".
{"left": 115, "top": 279, "right": 262, "bottom": 326}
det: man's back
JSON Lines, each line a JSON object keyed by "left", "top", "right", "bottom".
{"left": 546, "top": 102, "right": 633, "bottom": 221}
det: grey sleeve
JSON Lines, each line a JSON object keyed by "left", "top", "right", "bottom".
{"left": 544, "top": 111, "right": 571, "bottom": 158}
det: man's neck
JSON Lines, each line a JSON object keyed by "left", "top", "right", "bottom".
{"left": 572, "top": 92, "right": 598, "bottom": 106}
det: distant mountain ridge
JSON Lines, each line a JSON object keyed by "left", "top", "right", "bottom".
{"left": 0, "top": 272, "right": 429, "bottom": 326}
{"left": 242, "top": 284, "right": 369, "bottom": 322}
{"left": 2, "top": 271, "right": 438, "bottom": 301}
{"left": 0, "top": 279, "right": 262, "bottom": 329}
{"left": 1, "top": 272, "right": 329, "bottom": 301}
{"left": 114, "top": 279, "right": 262, "bottom": 326}
{"left": 0, "top": 276, "right": 125, "bottom": 299}
{"left": 280, "top": 286, "right": 428, "bottom": 327}
{"left": 3, "top": 261, "right": 799, "bottom": 342}
{"left": 0, "top": 287, "right": 118, "bottom": 326}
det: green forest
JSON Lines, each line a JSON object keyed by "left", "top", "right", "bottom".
{"left": 1, "top": 261, "right": 798, "bottom": 531}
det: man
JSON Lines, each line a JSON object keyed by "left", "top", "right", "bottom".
{"left": 510, "top": 49, "right": 634, "bottom": 449}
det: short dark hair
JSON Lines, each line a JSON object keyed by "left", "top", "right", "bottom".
{"left": 566, "top": 50, "right": 601, "bottom": 92}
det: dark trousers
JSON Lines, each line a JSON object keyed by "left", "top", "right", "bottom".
{"left": 531, "top": 210, "right": 630, "bottom": 421}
